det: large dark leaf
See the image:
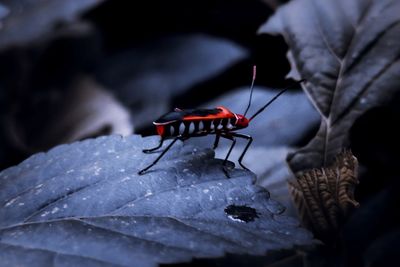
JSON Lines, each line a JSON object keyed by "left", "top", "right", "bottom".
{"left": 259, "top": 0, "right": 400, "bottom": 172}
{"left": 0, "top": 135, "right": 313, "bottom": 267}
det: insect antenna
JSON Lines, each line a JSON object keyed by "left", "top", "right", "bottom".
{"left": 248, "top": 79, "right": 306, "bottom": 122}
{"left": 243, "top": 65, "right": 257, "bottom": 117}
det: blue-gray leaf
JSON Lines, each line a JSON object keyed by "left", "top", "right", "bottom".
{"left": 0, "top": 135, "right": 313, "bottom": 267}
{"left": 259, "top": 0, "right": 400, "bottom": 172}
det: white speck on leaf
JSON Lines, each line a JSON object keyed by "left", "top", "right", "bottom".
{"left": 121, "top": 221, "right": 130, "bottom": 226}
{"left": 227, "top": 215, "right": 245, "bottom": 223}
{"left": 51, "top": 207, "right": 60, "bottom": 214}
{"left": 41, "top": 211, "right": 50, "bottom": 217}
{"left": 121, "top": 176, "right": 131, "bottom": 182}
{"left": 360, "top": 98, "right": 367, "bottom": 104}
{"left": 5, "top": 198, "right": 17, "bottom": 207}
{"left": 94, "top": 166, "right": 102, "bottom": 176}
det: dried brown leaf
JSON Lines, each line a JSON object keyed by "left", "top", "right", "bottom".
{"left": 288, "top": 150, "right": 359, "bottom": 241}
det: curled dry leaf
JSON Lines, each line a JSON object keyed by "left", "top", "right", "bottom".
{"left": 259, "top": 0, "right": 400, "bottom": 173}
{"left": 288, "top": 150, "right": 359, "bottom": 241}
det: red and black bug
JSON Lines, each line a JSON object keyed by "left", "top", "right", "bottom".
{"left": 138, "top": 66, "right": 305, "bottom": 176}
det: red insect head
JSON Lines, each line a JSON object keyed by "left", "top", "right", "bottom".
{"left": 234, "top": 114, "right": 249, "bottom": 129}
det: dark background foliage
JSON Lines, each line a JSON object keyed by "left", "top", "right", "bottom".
{"left": 1, "top": 0, "right": 399, "bottom": 266}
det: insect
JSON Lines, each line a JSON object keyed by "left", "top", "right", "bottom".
{"left": 138, "top": 66, "right": 305, "bottom": 176}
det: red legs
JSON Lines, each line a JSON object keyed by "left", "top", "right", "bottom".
{"left": 138, "top": 136, "right": 182, "bottom": 175}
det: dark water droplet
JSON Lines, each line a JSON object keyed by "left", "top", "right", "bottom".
{"left": 224, "top": 205, "right": 260, "bottom": 223}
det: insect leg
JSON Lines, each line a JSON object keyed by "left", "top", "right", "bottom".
{"left": 213, "top": 134, "right": 221, "bottom": 149}
{"left": 219, "top": 134, "right": 236, "bottom": 177}
{"left": 142, "top": 138, "right": 165, "bottom": 154}
{"left": 221, "top": 134, "right": 236, "bottom": 166}
{"left": 231, "top": 133, "right": 253, "bottom": 171}
{"left": 138, "top": 136, "right": 181, "bottom": 175}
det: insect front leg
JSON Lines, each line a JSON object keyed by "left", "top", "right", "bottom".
{"left": 142, "top": 138, "right": 165, "bottom": 154}
{"left": 231, "top": 133, "right": 253, "bottom": 171}
{"left": 219, "top": 133, "right": 237, "bottom": 178}
{"left": 138, "top": 136, "right": 182, "bottom": 175}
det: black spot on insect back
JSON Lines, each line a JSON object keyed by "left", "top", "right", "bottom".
{"left": 155, "top": 108, "right": 223, "bottom": 124}
{"left": 185, "top": 108, "right": 222, "bottom": 116}
{"left": 224, "top": 205, "right": 260, "bottom": 223}
{"left": 155, "top": 111, "right": 182, "bottom": 124}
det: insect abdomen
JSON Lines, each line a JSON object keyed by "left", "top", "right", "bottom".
{"left": 159, "top": 117, "right": 237, "bottom": 137}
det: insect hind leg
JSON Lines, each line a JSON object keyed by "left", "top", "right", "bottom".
{"left": 142, "top": 138, "right": 165, "bottom": 154}
{"left": 138, "top": 136, "right": 182, "bottom": 175}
